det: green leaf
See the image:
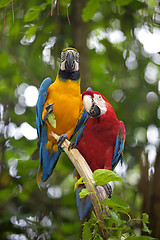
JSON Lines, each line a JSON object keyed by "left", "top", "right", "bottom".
{"left": 92, "top": 224, "right": 98, "bottom": 237}
{"left": 142, "top": 213, "right": 149, "bottom": 224}
{"left": 105, "top": 218, "right": 115, "bottom": 228}
{"left": 121, "top": 225, "right": 132, "bottom": 234}
{"left": 93, "top": 169, "right": 124, "bottom": 186}
{"left": 102, "top": 195, "right": 130, "bottom": 213}
{"left": 24, "top": 4, "right": 47, "bottom": 23}
{"left": 117, "top": 229, "right": 122, "bottom": 238}
{"left": 24, "top": 7, "right": 41, "bottom": 22}
{"left": 88, "top": 212, "right": 97, "bottom": 226}
{"left": 142, "top": 223, "right": 152, "bottom": 235}
{"left": 93, "top": 234, "right": 103, "bottom": 240}
{"left": 0, "top": 0, "right": 12, "bottom": 8}
{"left": 107, "top": 209, "right": 125, "bottom": 227}
{"left": 116, "top": 0, "right": 134, "bottom": 6}
{"left": 48, "top": 112, "right": 56, "bottom": 128}
{"left": 127, "top": 235, "right": 156, "bottom": 240}
{"left": 74, "top": 176, "right": 84, "bottom": 191}
{"left": 91, "top": 211, "right": 97, "bottom": 220}
{"left": 24, "top": 24, "right": 37, "bottom": 39}
{"left": 79, "top": 188, "right": 90, "bottom": 199}
{"left": 82, "top": 0, "right": 100, "bottom": 22}
{"left": 82, "top": 221, "right": 92, "bottom": 240}
{"left": 82, "top": 214, "right": 99, "bottom": 240}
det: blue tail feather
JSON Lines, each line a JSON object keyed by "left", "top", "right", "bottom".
{"left": 40, "top": 127, "right": 61, "bottom": 182}
{"left": 48, "top": 150, "right": 61, "bottom": 177}
{"left": 76, "top": 185, "right": 92, "bottom": 220}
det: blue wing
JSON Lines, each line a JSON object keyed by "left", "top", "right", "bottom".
{"left": 112, "top": 122, "right": 126, "bottom": 170}
{"left": 36, "top": 77, "right": 61, "bottom": 183}
{"left": 36, "top": 77, "right": 51, "bottom": 139}
{"left": 71, "top": 87, "right": 93, "bottom": 139}
{"left": 71, "top": 109, "right": 88, "bottom": 139}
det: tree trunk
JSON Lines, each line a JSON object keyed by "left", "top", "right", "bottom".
{"left": 139, "top": 151, "right": 151, "bottom": 216}
{"left": 139, "top": 148, "right": 160, "bottom": 238}
{"left": 71, "top": 0, "right": 91, "bottom": 91}
{"left": 150, "top": 149, "right": 160, "bottom": 238}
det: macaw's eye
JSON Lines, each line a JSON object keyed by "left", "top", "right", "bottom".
{"left": 75, "top": 52, "right": 79, "bottom": 63}
{"left": 98, "top": 95, "right": 102, "bottom": 100}
{"left": 61, "top": 52, "right": 66, "bottom": 62}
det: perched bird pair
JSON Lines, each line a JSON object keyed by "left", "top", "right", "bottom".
{"left": 32, "top": 47, "right": 126, "bottom": 219}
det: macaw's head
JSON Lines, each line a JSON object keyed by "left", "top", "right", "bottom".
{"left": 59, "top": 48, "right": 80, "bottom": 81}
{"left": 82, "top": 90, "right": 112, "bottom": 118}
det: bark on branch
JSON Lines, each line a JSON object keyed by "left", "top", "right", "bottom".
{"left": 51, "top": 132, "right": 109, "bottom": 239}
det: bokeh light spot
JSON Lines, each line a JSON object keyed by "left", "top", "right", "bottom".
{"left": 24, "top": 86, "right": 38, "bottom": 107}
{"left": 147, "top": 125, "right": 159, "bottom": 145}
{"left": 20, "top": 122, "right": 37, "bottom": 140}
{"left": 146, "top": 92, "right": 158, "bottom": 102}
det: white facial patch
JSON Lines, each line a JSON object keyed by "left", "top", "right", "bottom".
{"left": 93, "top": 94, "right": 107, "bottom": 115}
{"left": 60, "top": 61, "right": 66, "bottom": 71}
{"left": 73, "top": 61, "right": 79, "bottom": 71}
{"left": 60, "top": 50, "right": 79, "bottom": 71}
{"left": 83, "top": 95, "right": 93, "bottom": 113}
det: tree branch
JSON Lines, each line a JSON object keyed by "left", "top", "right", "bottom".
{"left": 51, "top": 132, "right": 109, "bottom": 239}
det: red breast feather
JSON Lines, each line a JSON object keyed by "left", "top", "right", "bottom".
{"left": 77, "top": 102, "right": 120, "bottom": 171}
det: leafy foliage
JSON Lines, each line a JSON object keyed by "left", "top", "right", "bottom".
{"left": 102, "top": 195, "right": 130, "bottom": 214}
{"left": 82, "top": 0, "right": 100, "bottom": 22}
{"left": 0, "top": 0, "right": 13, "bottom": 8}
{"left": 93, "top": 169, "right": 125, "bottom": 185}
{"left": 77, "top": 169, "right": 154, "bottom": 239}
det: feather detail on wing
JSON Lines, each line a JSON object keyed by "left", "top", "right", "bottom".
{"left": 71, "top": 108, "right": 88, "bottom": 139}
{"left": 36, "top": 77, "right": 51, "bottom": 139}
{"left": 112, "top": 121, "right": 126, "bottom": 170}
{"left": 31, "top": 78, "right": 51, "bottom": 161}
{"left": 35, "top": 77, "right": 61, "bottom": 186}
{"left": 71, "top": 87, "right": 93, "bottom": 139}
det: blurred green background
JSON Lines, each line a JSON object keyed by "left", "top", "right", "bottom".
{"left": 0, "top": 0, "right": 160, "bottom": 239}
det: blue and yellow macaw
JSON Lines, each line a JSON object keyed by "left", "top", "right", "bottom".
{"left": 32, "top": 48, "right": 88, "bottom": 188}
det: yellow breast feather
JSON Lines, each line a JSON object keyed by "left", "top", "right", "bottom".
{"left": 42, "top": 75, "right": 82, "bottom": 151}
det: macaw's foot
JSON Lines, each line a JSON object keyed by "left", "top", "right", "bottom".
{"left": 58, "top": 134, "right": 68, "bottom": 150}
{"left": 44, "top": 103, "right": 54, "bottom": 121}
{"left": 102, "top": 183, "right": 112, "bottom": 198}
{"left": 68, "top": 142, "right": 77, "bottom": 151}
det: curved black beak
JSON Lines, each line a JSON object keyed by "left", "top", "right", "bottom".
{"left": 65, "top": 51, "right": 75, "bottom": 72}
{"left": 89, "top": 103, "right": 101, "bottom": 118}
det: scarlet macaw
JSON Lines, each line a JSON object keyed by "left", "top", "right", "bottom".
{"left": 75, "top": 90, "right": 126, "bottom": 219}
{"left": 32, "top": 48, "right": 88, "bottom": 187}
